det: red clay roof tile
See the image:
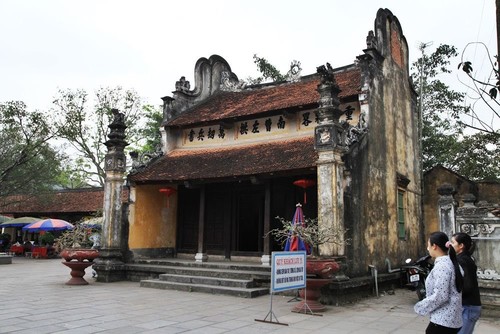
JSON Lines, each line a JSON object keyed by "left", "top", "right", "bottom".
{"left": 168, "top": 69, "right": 360, "bottom": 127}
{"left": 0, "top": 188, "right": 127, "bottom": 215}
{"left": 130, "top": 136, "right": 317, "bottom": 183}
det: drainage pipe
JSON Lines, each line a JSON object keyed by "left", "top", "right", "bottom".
{"left": 368, "top": 265, "right": 379, "bottom": 297}
{"left": 385, "top": 258, "right": 401, "bottom": 273}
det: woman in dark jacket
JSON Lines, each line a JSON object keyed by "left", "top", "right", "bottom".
{"left": 451, "top": 232, "right": 482, "bottom": 334}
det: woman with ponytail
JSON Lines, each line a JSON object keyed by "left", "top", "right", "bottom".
{"left": 414, "top": 231, "right": 464, "bottom": 333}
{"left": 451, "top": 232, "right": 481, "bottom": 334}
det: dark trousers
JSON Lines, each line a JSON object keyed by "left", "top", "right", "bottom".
{"left": 426, "top": 322, "right": 461, "bottom": 334}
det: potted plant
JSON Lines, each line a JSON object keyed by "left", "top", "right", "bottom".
{"left": 269, "top": 216, "right": 348, "bottom": 277}
{"left": 55, "top": 223, "right": 100, "bottom": 285}
{"left": 268, "top": 213, "right": 349, "bottom": 312}
{"left": 55, "top": 224, "right": 99, "bottom": 261}
{"left": 40, "top": 231, "right": 55, "bottom": 246}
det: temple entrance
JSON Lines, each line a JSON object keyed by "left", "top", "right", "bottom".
{"left": 176, "top": 175, "right": 317, "bottom": 258}
{"left": 205, "top": 185, "right": 231, "bottom": 255}
{"left": 177, "top": 187, "right": 200, "bottom": 252}
{"left": 232, "top": 186, "right": 264, "bottom": 256}
{"left": 176, "top": 183, "right": 264, "bottom": 256}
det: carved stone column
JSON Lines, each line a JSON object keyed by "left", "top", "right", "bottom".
{"left": 94, "top": 109, "right": 129, "bottom": 282}
{"left": 314, "top": 64, "right": 347, "bottom": 257}
{"left": 437, "top": 183, "right": 456, "bottom": 237}
{"left": 195, "top": 186, "right": 207, "bottom": 262}
{"left": 261, "top": 182, "right": 271, "bottom": 266}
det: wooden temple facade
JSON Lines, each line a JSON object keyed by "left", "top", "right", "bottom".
{"left": 97, "top": 9, "right": 423, "bottom": 281}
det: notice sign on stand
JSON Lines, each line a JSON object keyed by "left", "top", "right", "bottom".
{"left": 271, "top": 251, "right": 306, "bottom": 293}
{"left": 255, "top": 251, "right": 306, "bottom": 326}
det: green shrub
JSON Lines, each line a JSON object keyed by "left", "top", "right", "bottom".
{"left": 40, "top": 232, "right": 55, "bottom": 246}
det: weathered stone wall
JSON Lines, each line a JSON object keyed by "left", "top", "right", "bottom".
{"left": 431, "top": 178, "right": 500, "bottom": 307}
{"left": 344, "top": 9, "right": 422, "bottom": 277}
{"left": 476, "top": 181, "right": 500, "bottom": 204}
{"left": 128, "top": 184, "right": 177, "bottom": 256}
{"left": 456, "top": 200, "right": 500, "bottom": 307}
{"left": 423, "top": 166, "right": 476, "bottom": 235}
{"left": 456, "top": 204, "right": 500, "bottom": 277}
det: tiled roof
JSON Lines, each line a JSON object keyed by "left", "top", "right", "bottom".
{"left": 168, "top": 69, "right": 361, "bottom": 127}
{"left": 129, "top": 136, "right": 317, "bottom": 183}
{"left": 0, "top": 188, "right": 128, "bottom": 215}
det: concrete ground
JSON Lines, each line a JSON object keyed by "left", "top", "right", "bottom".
{"left": 0, "top": 257, "right": 499, "bottom": 334}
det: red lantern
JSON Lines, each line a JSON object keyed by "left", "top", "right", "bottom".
{"left": 293, "top": 179, "right": 316, "bottom": 204}
{"left": 159, "top": 187, "right": 177, "bottom": 208}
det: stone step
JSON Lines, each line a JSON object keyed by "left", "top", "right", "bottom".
{"left": 159, "top": 265, "right": 270, "bottom": 281}
{"left": 140, "top": 279, "right": 269, "bottom": 298}
{"left": 132, "top": 258, "right": 271, "bottom": 273}
{"left": 0, "top": 254, "right": 12, "bottom": 265}
{"left": 158, "top": 273, "right": 256, "bottom": 288}
{"left": 133, "top": 259, "right": 272, "bottom": 298}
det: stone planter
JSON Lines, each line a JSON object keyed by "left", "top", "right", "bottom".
{"left": 306, "top": 257, "right": 340, "bottom": 279}
{"left": 60, "top": 248, "right": 99, "bottom": 285}
{"left": 60, "top": 248, "right": 99, "bottom": 262}
{"left": 293, "top": 257, "right": 340, "bottom": 313}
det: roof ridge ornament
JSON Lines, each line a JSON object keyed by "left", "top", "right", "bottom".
{"left": 220, "top": 71, "right": 246, "bottom": 92}
{"left": 175, "top": 76, "right": 190, "bottom": 93}
{"left": 129, "top": 149, "right": 162, "bottom": 175}
{"left": 366, "top": 30, "right": 377, "bottom": 50}
{"left": 316, "top": 62, "right": 336, "bottom": 86}
{"left": 162, "top": 55, "right": 239, "bottom": 119}
{"left": 316, "top": 63, "right": 341, "bottom": 124}
{"left": 286, "top": 60, "right": 302, "bottom": 82}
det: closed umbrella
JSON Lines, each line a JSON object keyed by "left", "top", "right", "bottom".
{"left": 79, "top": 217, "right": 103, "bottom": 229}
{"left": 284, "top": 204, "right": 311, "bottom": 254}
{"left": 22, "top": 219, "right": 74, "bottom": 232}
{"left": 0, "top": 216, "right": 40, "bottom": 228}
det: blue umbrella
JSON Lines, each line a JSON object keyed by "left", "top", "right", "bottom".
{"left": 284, "top": 204, "right": 311, "bottom": 254}
{"left": 0, "top": 216, "right": 40, "bottom": 228}
{"left": 22, "top": 219, "right": 74, "bottom": 232}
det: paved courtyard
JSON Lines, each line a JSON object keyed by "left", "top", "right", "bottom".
{"left": 0, "top": 257, "right": 499, "bottom": 334}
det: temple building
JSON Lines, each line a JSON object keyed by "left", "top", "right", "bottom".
{"left": 105, "top": 8, "right": 423, "bottom": 280}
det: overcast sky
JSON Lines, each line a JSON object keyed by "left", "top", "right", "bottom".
{"left": 0, "top": 0, "right": 496, "bottom": 113}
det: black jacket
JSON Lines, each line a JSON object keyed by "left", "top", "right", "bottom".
{"left": 457, "top": 252, "right": 481, "bottom": 306}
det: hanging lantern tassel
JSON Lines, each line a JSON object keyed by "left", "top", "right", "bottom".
{"left": 292, "top": 179, "right": 316, "bottom": 204}
{"left": 159, "top": 187, "right": 176, "bottom": 208}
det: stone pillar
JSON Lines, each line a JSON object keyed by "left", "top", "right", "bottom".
{"left": 261, "top": 182, "right": 271, "bottom": 266}
{"left": 195, "top": 186, "right": 207, "bottom": 262}
{"left": 437, "top": 183, "right": 456, "bottom": 237}
{"left": 314, "top": 64, "right": 347, "bottom": 257}
{"left": 94, "top": 109, "right": 128, "bottom": 282}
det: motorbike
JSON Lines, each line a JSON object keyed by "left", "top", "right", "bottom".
{"left": 401, "top": 255, "right": 433, "bottom": 300}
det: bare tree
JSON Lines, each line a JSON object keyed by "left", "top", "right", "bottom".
{"left": 52, "top": 87, "right": 145, "bottom": 186}
{"left": 457, "top": 0, "right": 500, "bottom": 136}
